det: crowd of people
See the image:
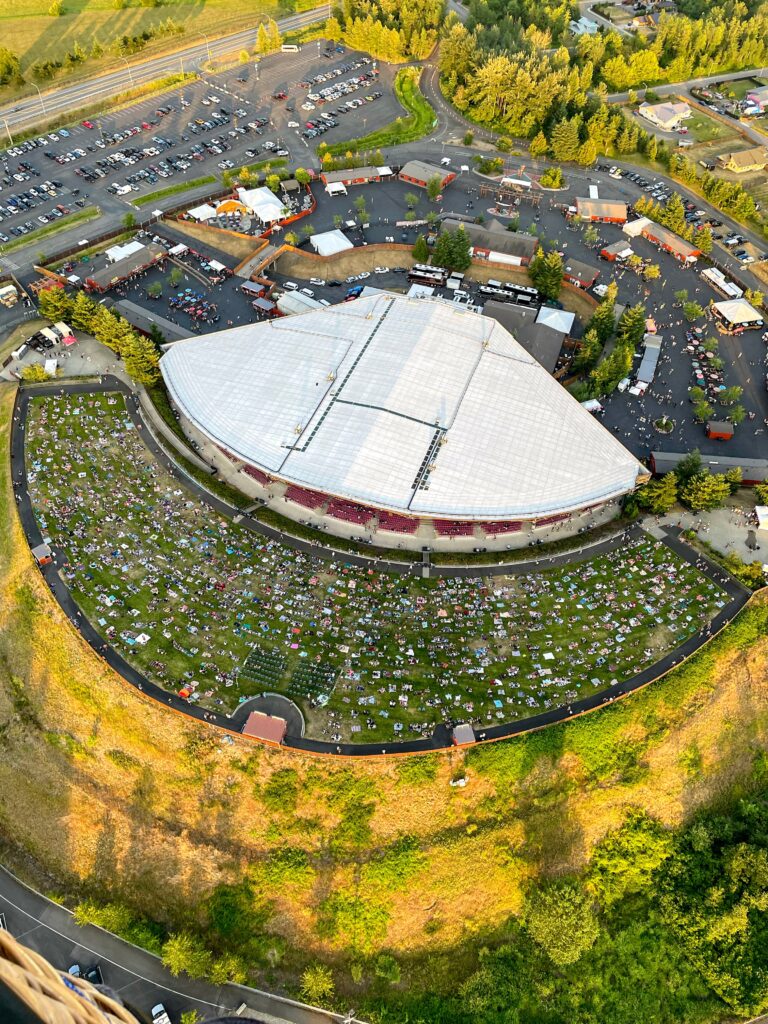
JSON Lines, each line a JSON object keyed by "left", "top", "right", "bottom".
{"left": 25, "top": 393, "right": 728, "bottom": 743}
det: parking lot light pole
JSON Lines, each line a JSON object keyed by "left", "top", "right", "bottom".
{"left": 203, "top": 33, "right": 212, "bottom": 64}
{"left": 120, "top": 56, "right": 134, "bottom": 87}
{"left": 2, "top": 118, "right": 12, "bottom": 146}
{"left": 31, "top": 82, "right": 46, "bottom": 116}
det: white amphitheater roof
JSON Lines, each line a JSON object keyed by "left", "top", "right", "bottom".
{"left": 160, "top": 294, "right": 644, "bottom": 518}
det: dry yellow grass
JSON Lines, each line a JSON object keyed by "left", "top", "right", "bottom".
{"left": 1, "top": 380, "right": 768, "bottom": 986}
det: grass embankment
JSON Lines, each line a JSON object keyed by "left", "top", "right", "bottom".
{"left": 0, "top": 206, "right": 101, "bottom": 255}
{"left": 0, "top": 1, "right": 284, "bottom": 101}
{"left": 2, "top": 380, "right": 768, "bottom": 1018}
{"left": 133, "top": 176, "right": 218, "bottom": 207}
{"left": 9, "top": 74, "right": 197, "bottom": 147}
{"left": 161, "top": 217, "right": 259, "bottom": 260}
{"left": 323, "top": 66, "right": 436, "bottom": 156}
{"left": 238, "top": 157, "right": 288, "bottom": 177}
{"left": 282, "top": 20, "right": 326, "bottom": 45}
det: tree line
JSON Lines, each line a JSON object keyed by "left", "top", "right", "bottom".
{"left": 38, "top": 286, "right": 161, "bottom": 385}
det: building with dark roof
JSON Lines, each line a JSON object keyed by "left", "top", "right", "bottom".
{"left": 441, "top": 217, "right": 538, "bottom": 266}
{"left": 481, "top": 300, "right": 572, "bottom": 373}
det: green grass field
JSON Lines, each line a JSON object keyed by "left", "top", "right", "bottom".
{"left": 25, "top": 392, "right": 729, "bottom": 744}
{"left": 133, "top": 175, "right": 218, "bottom": 206}
{"left": 1, "top": 205, "right": 101, "bottom": 255}
{"left": 0, "top": 0, "right": 292, "bottom": 98}
{"left": 685, "top": 111, "right": 737, "bottom": 145}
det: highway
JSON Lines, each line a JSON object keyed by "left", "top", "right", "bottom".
{"left": 0, "top": 7, "right": 328, "bottom": 132}
{"left": 0, "top": 865, "right": 364, "bottom": 1024}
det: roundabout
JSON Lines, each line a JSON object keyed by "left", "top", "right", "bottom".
{"left": 11, "top": 377, "right": 749, "bottom": 755}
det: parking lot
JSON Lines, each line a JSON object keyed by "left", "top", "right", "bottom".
{"left": 0, "top": 43, "right": 402, "bottom": 266}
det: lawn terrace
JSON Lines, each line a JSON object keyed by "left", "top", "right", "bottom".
{"left": 25, "top": 393, "right": 729, "bottom": 743}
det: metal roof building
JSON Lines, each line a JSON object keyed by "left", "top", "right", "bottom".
{"left": 161, "top": 294, "right": 644, "bottom": 523}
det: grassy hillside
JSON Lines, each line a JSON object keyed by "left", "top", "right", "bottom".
{"left": 2, "top": 380, "right": 768, "bottom": 1019}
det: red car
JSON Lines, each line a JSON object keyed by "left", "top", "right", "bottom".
{"left": 81, "top": 120, "right": 94, "bottom": 129}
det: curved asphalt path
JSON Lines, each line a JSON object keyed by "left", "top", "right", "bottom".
{"left": 10, "top": 377, "right": 750, "bottom": 755}
{"left": 0, "top": 865, "right": 363, "bottom": 1024}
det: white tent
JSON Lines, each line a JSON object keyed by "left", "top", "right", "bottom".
{"left": 208, "top": 259, "right": 227, "bottom": 273}
{"left": 535, "top": 307, "right": 575, "bottom": 334}
{"left": 187, "top": 203, "right": 217, "bottom": 222}
{"left": 237, "top": 186, "right": 286, "bottom": 224}
{"left": 623, "top": 217, "right": 652, "bottom": 237}
{"left": 168, "top": 243, "right": 189, "bottom": 257}
{"left": 106, "top": 239, "right": 144, "bottom": 264}
{"left": 309, "top": 229, "right": 354, "bottom": 258}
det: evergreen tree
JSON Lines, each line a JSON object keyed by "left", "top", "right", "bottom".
{"left": 696, "top": 225, "right": 713, "bottom": 254}
{"left": 573, "top": 327, "right": 602, "bottom": 372}
{"left": 450, "top": 226, "right": 472, "bottom": 271}
{"left": 528, "top": 247, "right": 564, "bottom": 300}
{"left": 122, "top": 334, "right": 161, "bottom": 386}
{"left": 255, "top": 23, "right": 269, "bottom": 55}
{"left": 587, "top": 297, "right": 616, "bottom": 343}
{"left": 412, "top": 235, "right": 429, "bottom": 261}
{"left": 577, "top": 138, "right": 597, "bottom": 166}
{"left": 675, "top": 449, "right": 702, "bottom": 484}
{"left": 529, "top": 131, "right": 549, "bottom": 159}
{"left": 39, "top": 287, "right": 74, "bottom": 322}
{"left": 549, "top": 116, "right": 581, "bottom": 163}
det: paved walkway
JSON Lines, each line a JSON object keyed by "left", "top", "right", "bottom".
{"left": 10, "top": 377, "right": 753, "bottom": 757}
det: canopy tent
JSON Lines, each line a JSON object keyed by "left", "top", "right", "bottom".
{"left": 216, "top": 199, "right": 248, "bottom": 215}
{"left": 168, "top": 243, "right": 189, "bottom": 257}
{"left": 236, "top": 186, "right": 286, "bottom": 224}
{"left": 106, "top": 239, "right": 144, "bottom": 264}
{"left": 187, "top": 203, "right": 217, "bottom": 222}
{"left": 536, "top": 307, "right": 575, "bottom": 334}
{"left": 309, "top": 229, "right": 353, "bottom": 258}
{"left": 208, "top": 259, "right": 227, "bottom": 273}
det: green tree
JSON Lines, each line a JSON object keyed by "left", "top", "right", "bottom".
{"left": 255, "top": 22, "right": 269, "bottom": 55}
{"left": 692, "top": 399, "right": 714, "bottom": 423}
{"left": 122, "top": 212, "right": 137, "bottom": 229}
{"left": 675, "top": 449, "right": 702, "bottom": 484}
{"left": 719, "top": 385, "right": 743, "bottom": 407}
{"left": 529, "top": 131, "right": 549, "bottom": 159}
{"left": 463, "top": 130, "right": 474, "bottom": 146}
{"left": 300, "top": 964, "right": 335, "bottom": 1005}
{"left": 524, "top": 882, "right": 599, "bottom": 966}
{"left": 265, "top": 173, "right": 281, "bottom": 193}
{"left": 683, "top": 301, "right": 704, "bottom": 322}
{"left": 637, "top": 473, "right": 678, "bottom": 515}
{"left": 745, "top": 288, "right": 764, "bottom": 307}
{"left": 168, "top": 267, "right": 183, "bottom": 287}
{"left": 325, "top": 16, "right": 342, "bottom": 43}
{"left": 696, "top": 225, "right": 713, "bottom": 254}
{"left": 549, "top": 115, "right": 581, "bottom": 163}
{"left": 294, "top": 167, "right": 311, "bottom": 186}
{"left": 724, "top": 466, "right": 743, "bottom": 493}
{"left": 754, "top": 482, "right": 768, "bottom": 504}
{"left": 21, "top": 363, "right": 52, "bottom": 382}
{"left": 284, "top": 231, "right": 299, "bottom": 246}
{"left": 584, "top": 224, "right": 600, "bottom": 245}
{"left": 239, "top": 49, "right": 249, "bottom": 63}
{"left": 643, "top": 264, "right": 661, "bottom": 280}
{"left": 412, "top": 235, "right": 429, "bottom": 261}
{"left": 147, "top": 281, "right": 162, "bottom": 298}
{"left": 375, "top": 954, "right": 401, "bottom": 984}
{"left": 161, "top": 933, "right": 212, "bottom": 979}
{"left": 0, "top": 48, "right": 21, "bottom": 85}
{"left": 528, "top": 247, "right": 564, "bottom": 300}
{"left": 426, "top": 174, "right": 444, "bottom": 202}
{"left": 540, "top": 166, "right": 564, "bottom": 188}
{"left": 573, "top": 327, "right": 602, "bottom": 372}
{"left": 674, "top": 289, "right": 688, "bottom": 305}
{"left": 49, "top": 0, "right": 64, "bottom": 15}
{"left": 404, "top": 191, "right": 419, "bottom": 210}
{"left": 730, "top": 404, "right": 746, "bottom": 426}
{"left": 180, "top": 1012, "right": 201, "bottom": 1024}
{"left": 577, "top": 137, "right": 597, "bottom": 166}
{"left": 122, "top": 334, "right": 161, "bottom": 386}
{"left": 679, "top": 471, "right": 731, "bottom": 511}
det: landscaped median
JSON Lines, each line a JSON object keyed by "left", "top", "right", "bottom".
{"left": 132, "top": 176, "right": 218, "bottom": 207}
{"left": 322, "top": 65, "right": 436, "bottom": 157}
{"left": 1, "top": 206, "right": 102, "bottom": 255}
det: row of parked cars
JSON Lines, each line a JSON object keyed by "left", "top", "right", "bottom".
{"left": 300, "top": 55, "right": 372, "bottom": 88}
{"left": 301, "top": 69, "right": 379, "bottom": 111}
{"left": 2, "top": 128, "right": 74, "bottom": 162}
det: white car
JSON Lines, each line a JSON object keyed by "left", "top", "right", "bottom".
{"left": 373, "top": 266, "right": 389, "bottom": 274}
{"left": 356, "top": 271, "right": 370, "bottom": 280}
{"left": 300, "top": 287, "right": 315, "bottom": 297}
{"left": 309, "top": 277, "right": 325, "bottom": 286}
{"left": 301, "top": 102, "right": 315, "bottom": 111}
{"left": 283, "top": 281, "right": 298, "bottom": 291}
{"left": 288, "top": 120, "right": 300, "bottom": 128}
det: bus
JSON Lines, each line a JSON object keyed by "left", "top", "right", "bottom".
{"left": 281, "top": 43, "right": 300, "bottom": 52}
{"left": 501, "top": 281, "right": 539, "bottom": 303}
{"left": 408, "top": 264, "right": 447, "bottom": 286}
{"left": 478, "top": 284, "right": 537, "bottom": 306}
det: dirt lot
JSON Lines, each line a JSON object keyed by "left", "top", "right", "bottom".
{"left": 164, "top": 218, "right": 262, "bottom": 261}
{"left": 276, "top": 244, "right": 415, "bottom": 279}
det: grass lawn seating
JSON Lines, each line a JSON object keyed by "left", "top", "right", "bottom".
{"left": 25, "top": 393, "right": 728, "bottom": 743}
